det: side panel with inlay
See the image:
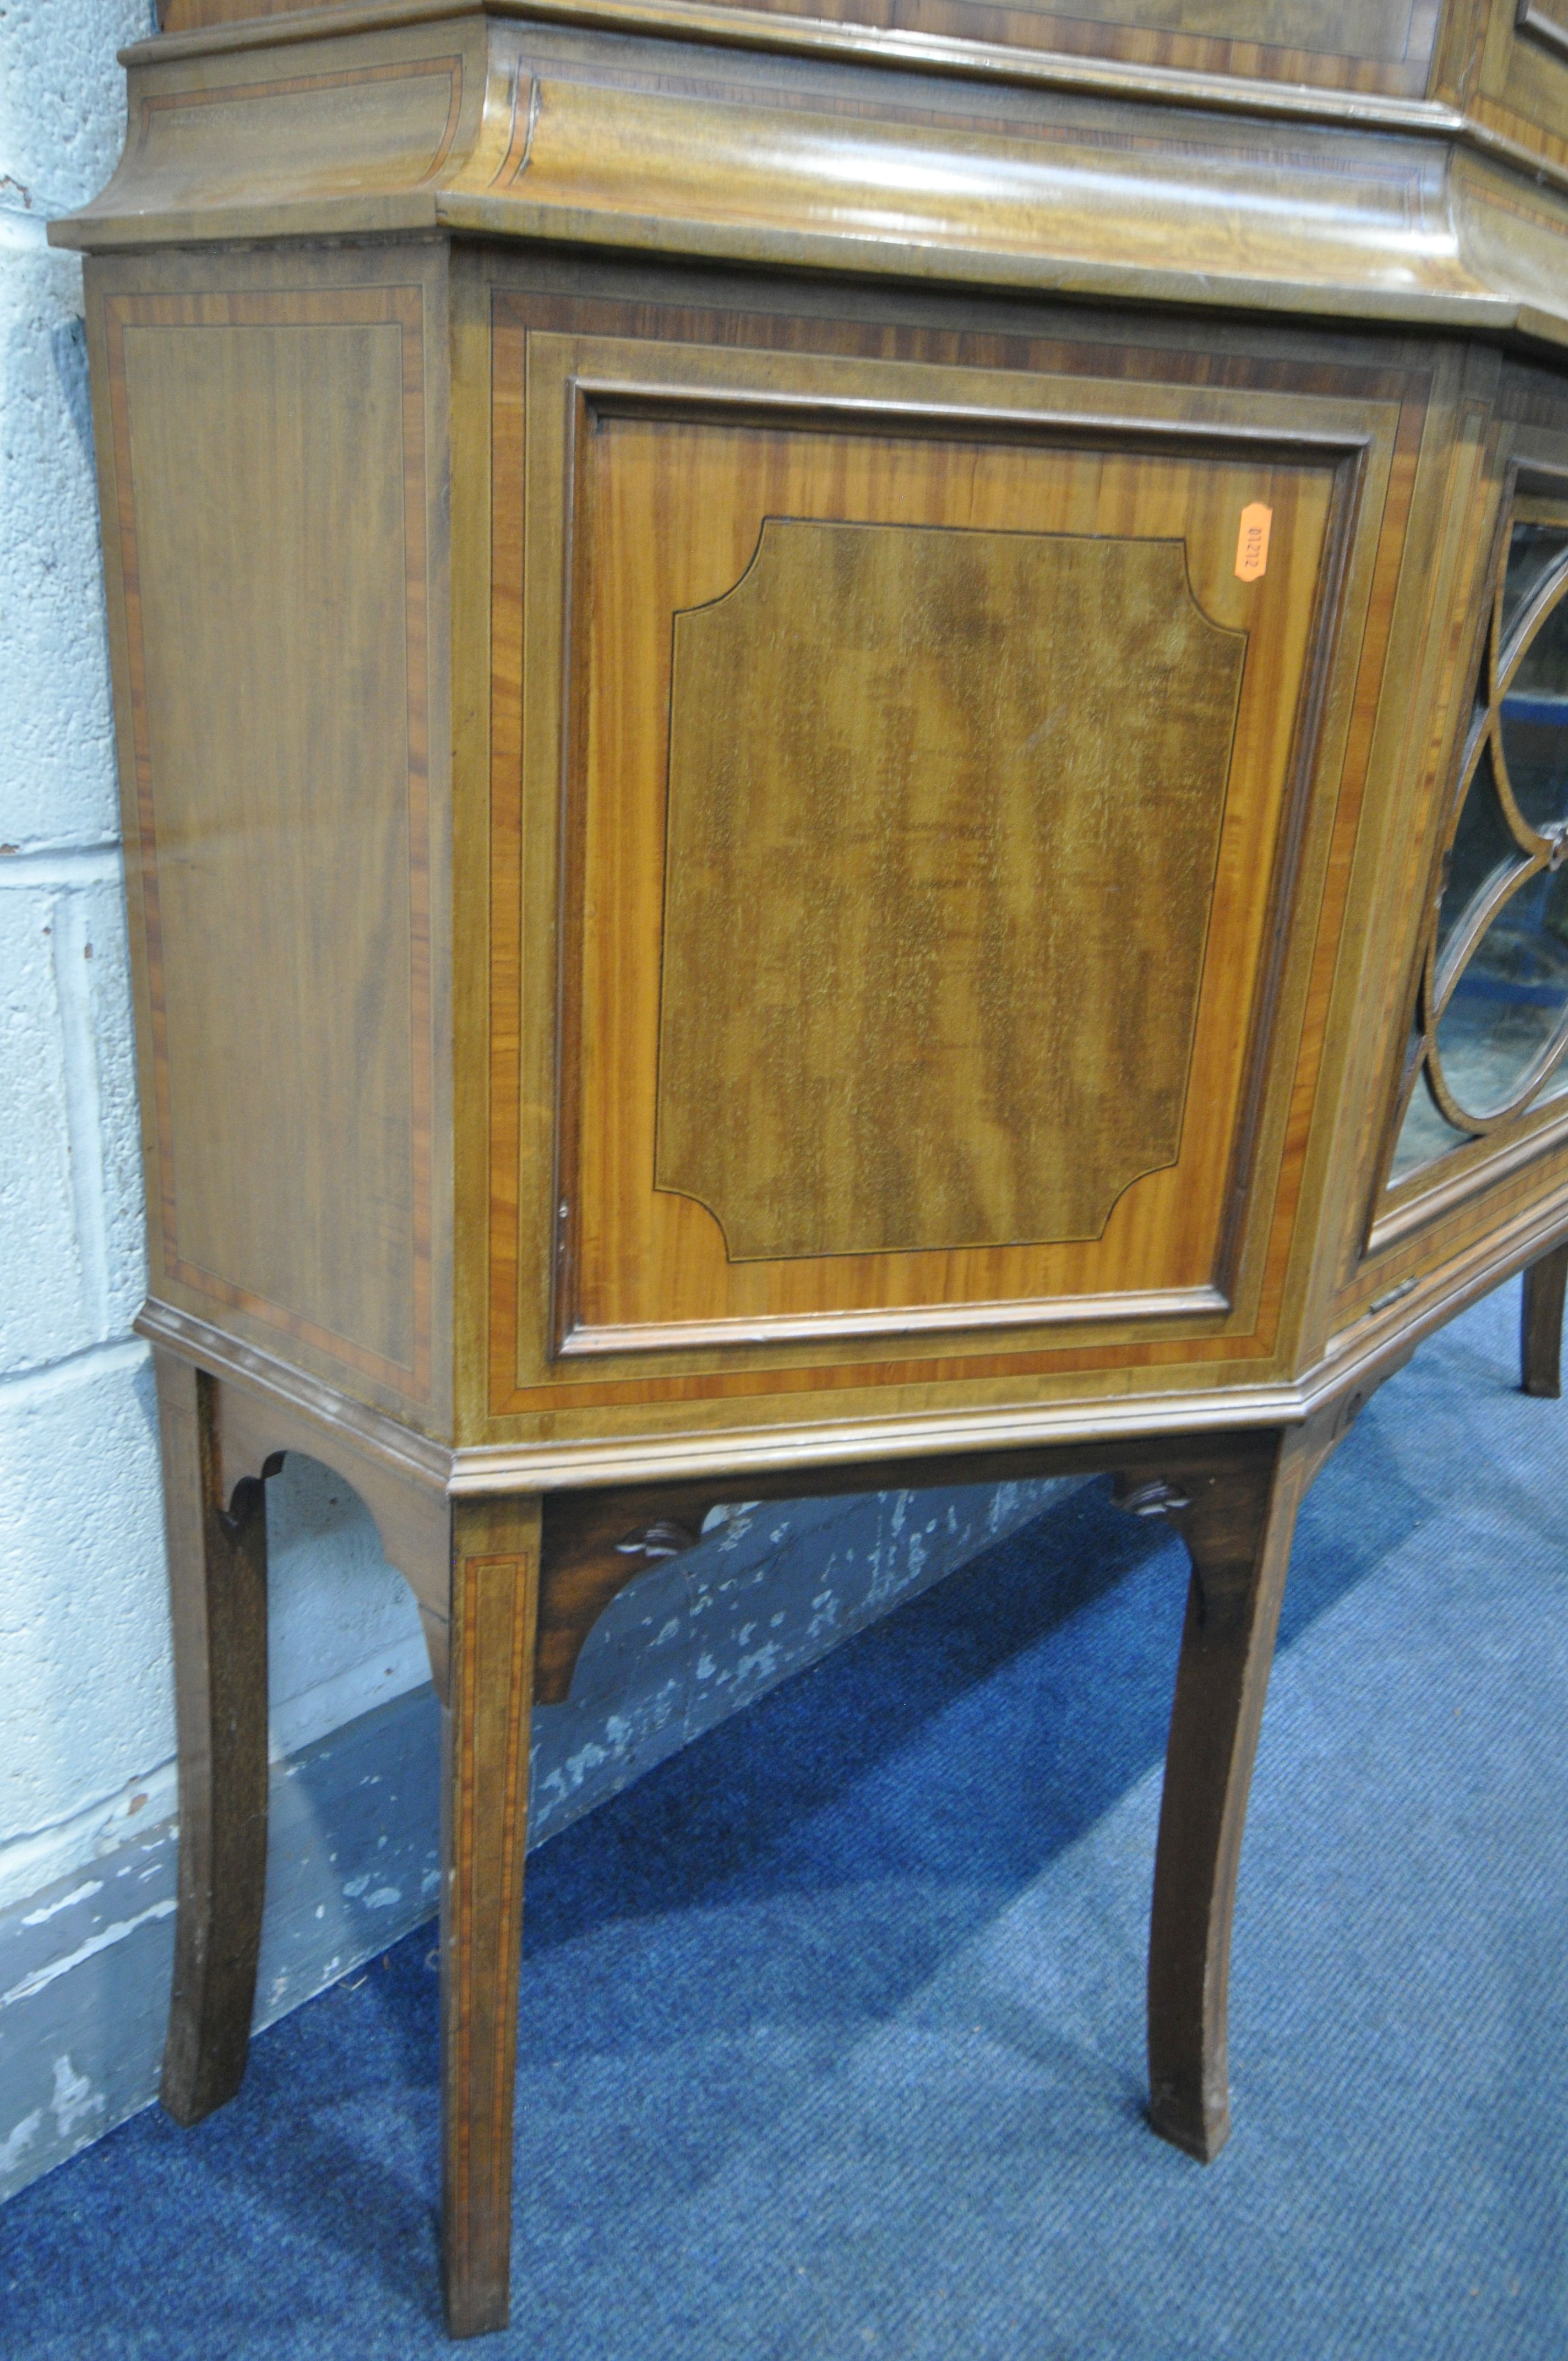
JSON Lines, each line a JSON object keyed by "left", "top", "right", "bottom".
{"left": 98, "top": 278, "right": 441, "bottom": 1415}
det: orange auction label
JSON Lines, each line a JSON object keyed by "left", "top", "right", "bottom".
{"left": 1235, "top": 502, "right": 1272, "bottom": 583}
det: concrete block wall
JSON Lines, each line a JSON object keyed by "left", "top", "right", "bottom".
{"left": 0, "top": 0, "right": 1090, "bottom": 2213}
{"left": 0, "top": 0, "right": 453, "bottom": 2176}
{"left": 0, "top": 1, "right": 176, "bottom": 1908}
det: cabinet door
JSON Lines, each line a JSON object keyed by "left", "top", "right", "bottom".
{"left": 1365, "top": 459, "right": 1568, "bottom": 1271}
{"left": 1390, "top": 492, "right": 1568, "bottom": 1185}
{"left": 495, "top": 318, "right": 1382, "bottom": 1387}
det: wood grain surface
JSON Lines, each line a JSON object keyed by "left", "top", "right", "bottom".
{"left": 102, "top": 283, "right": 435, "bottom": 1405}
{"left": 531, "top": 1422, "right": 1320, "bottom": 1702}
{"left": 440, "top": 1500, "right": 539, "bottom": 2338}
{"left": 478, "top": 274, "right": 1429, "bottom": 1436}
{"left": 1463, "top": 0, "right": 1568, "bottom": 175}
{"left": 159, "top": 1, "right": 354, "bottom": 24}
{"left": 1134, "top": 1416, "right": 1325, "bottom": 2161}
{"left": 562, "top": 386, "right": 1335, "bottom": 1352}
{"left": 154, "top": 1353, "right": 271, "bottom": 2130}
{"left": 153, "top": 0, "right": 1436, "bottom": 96}
{"left": 53, "top": 10, "right": 1568, "bottom": 364}
{"left": 1520, "top": 1235, "right": 1568, "bottom": 1389}
{"left": 656, "top": 519, "right": 1245, "bottom": 1262}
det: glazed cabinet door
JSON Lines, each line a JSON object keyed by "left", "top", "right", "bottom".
{"left": 1349, "top": 401, "right": 1568, "bottom": 1310}
{"left": 486, "top": 291, "right": 1411, "bottom": 1422}
{"left": 1389, "top": 486, "right": 1568, "bottom": 1190}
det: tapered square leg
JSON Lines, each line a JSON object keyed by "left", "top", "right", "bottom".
{"left": 439, "top": 1497, "right": 540, "bottom": 2340}
{"left": 1521, "top": 1242, "right": 1568, "bottom": 1398}
{"left": 153, "top": 1351, "right": 271, "bottom": 2126}
{"left": 1132, "top": 1422, "right": 1330, "bottom": 2163}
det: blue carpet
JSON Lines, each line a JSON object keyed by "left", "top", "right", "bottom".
{"left": 3, "top": 1279, "right": 1566, "bottom": 2358}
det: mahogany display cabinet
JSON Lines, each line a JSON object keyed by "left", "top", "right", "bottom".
{"left": 52, "top": 0, "right": 1568, "bottom": 2333}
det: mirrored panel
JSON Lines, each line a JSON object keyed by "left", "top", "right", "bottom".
{"left": 1501, "top": 591, "right": 1568, "bottom": 836}
{"left": 1434, "top": 864, "right": 1568, "bottom": 1120}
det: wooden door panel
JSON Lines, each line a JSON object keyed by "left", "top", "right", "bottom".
{"left": 513, "top": 336, "right": 1354, "bottom": 1369}
{"left": 657, "top": 519, "right": 1246, "bottom": 1263}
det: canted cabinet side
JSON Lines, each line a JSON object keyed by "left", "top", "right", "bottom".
{"left": 1328, "top": 358, "right": 1568, "bottom": 1358}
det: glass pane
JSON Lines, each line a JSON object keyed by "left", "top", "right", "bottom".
{"left": 1501, "top": 590, "right": 1568, "bottom": 835}
{"left": 1500, "top": 521, "right": 1568, "bottom": 648}
{"left": 1390, "top": 1070, "right": 1474, "bottom": 1183}
{"left": 1435, "top": 746, "right": 1527, "bottom": 968}
{"left": 1434, "top": 865, "right": 1568, "bottom": 1119}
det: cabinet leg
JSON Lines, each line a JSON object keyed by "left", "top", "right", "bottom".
{"left": 154, "top": 1352, "right": 271, "bottom": 2126}
{"left": 1139, "top": 1425, "right": 1324, "bottom": 2163}
{"left": 439, "top": 1498, "right": 540, "bottom": 2340}
{"left": 1521, "top": 1243, "right": 1568, "bottom": 1397}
